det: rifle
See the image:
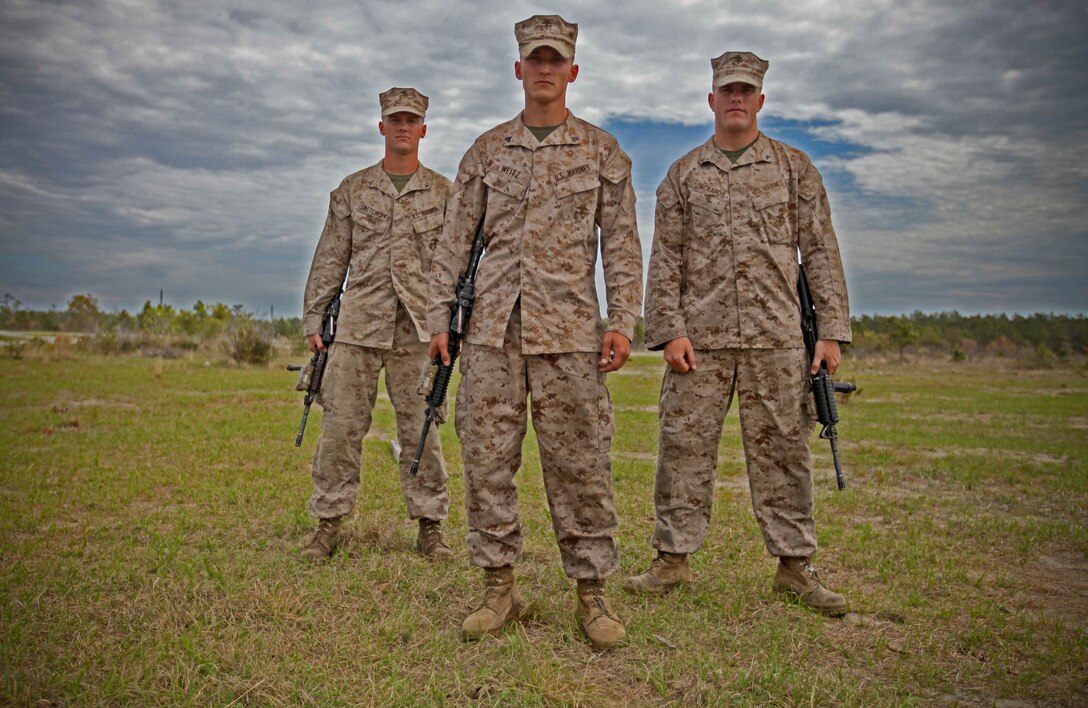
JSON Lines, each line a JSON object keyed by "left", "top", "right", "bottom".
{"left": 798, "top": 264, "right": 856, "bottom": 490}
{"left": 287, "top": 288, "right": 343, "bottom": 447}
{"left": 409, "top": 216, "right": 486, "bottom": 476}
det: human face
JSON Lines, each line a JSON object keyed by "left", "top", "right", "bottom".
{"left": 379, "top": 112, "right": 426, "bottom": 156}
{"left": 709, "top": 82, "right": 764, "bottom": 139}
{"left": 514, "top": 45, "right": 578, "bottom": 106}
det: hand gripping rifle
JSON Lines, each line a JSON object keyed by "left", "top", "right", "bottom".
{"left": 287, "top": 288, "right": 342, "bottom": 447}
{"left": 409, "top": 216, "right": 486, "bottom": 476}
{"left": 798, "top": 265, "right": 856, "bottom": 490}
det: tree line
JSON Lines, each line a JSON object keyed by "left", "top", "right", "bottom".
{"left": 1, "top": 293, "right": 301, "bottom": 340}
{"left": 3, "top": 292, "right": 1085, "bottom": 362}
{"left": 849, "top": 311, "right": 1087, "bottom": 361}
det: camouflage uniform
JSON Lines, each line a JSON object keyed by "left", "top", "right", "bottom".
{"left": 644, "top": 131, "right": 850, "bottom": 559}
{"left": 427, "top": 111, "right": 643, "bottom": 579}
{"left": 304, "top": 160, "right": 452, "bottom": 521}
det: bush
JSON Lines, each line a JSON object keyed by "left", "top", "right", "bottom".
{"left": 1020, "top": 344, "right": 1059, "bottom": 369}
{"left": 5, "top": 340, "right": 29, "bottom": 360}
{"left": 226, "top": 317, "right": 273, "bottom": 365}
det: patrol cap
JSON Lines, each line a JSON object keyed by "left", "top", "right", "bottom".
{"left": 515, "top": 14, "right": 577, "bottom": 59}
{"left": 379, "top": 87, "right": 428, "bottom": 119}
{"left": 711, "top": 51, "right": 769, "bottom": 89}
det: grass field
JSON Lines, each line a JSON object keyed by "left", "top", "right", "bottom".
{"left": 2, "top": 351, "right": 1086, "bottom": 705}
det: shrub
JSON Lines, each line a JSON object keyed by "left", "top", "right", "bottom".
{"left": 226, "top": 317, "right": 273, "bottom": 365}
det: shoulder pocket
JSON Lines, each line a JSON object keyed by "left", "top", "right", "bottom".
{"left": 600, "top": 149, "right": 631, "bottom": 184}
{"left": 330, "top": 189, "right": 351, "bottom": 219}
{"left": 655, "top": 181, "right": 679, "bottom": 210}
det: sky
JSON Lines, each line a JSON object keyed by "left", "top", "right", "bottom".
{"left": 1, "top": 0, "right": 1086, "bottom": 319}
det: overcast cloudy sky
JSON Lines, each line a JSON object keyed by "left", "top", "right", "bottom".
{"left": 1, "top": 0, "right": 1086, "bottom": 318}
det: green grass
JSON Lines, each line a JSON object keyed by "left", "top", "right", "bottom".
{"left": 2, "top": 352, "right": 1087, "bottom": 704}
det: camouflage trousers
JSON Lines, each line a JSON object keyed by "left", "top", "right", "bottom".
{"left": 652, "top": 347, "right": 818, "bottom": 558}
{"left": 310, "top": 303, "right": 449, "bottom": 521}
{"left": 456, "top": 309, "right": 619, "bottom": 580}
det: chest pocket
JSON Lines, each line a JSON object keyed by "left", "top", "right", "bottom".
{"left": 352, "top": 206, "right": 390, "bottom": 234}
{"left": 750, "top": 183, "right": 792, "bottom": 245}
{"left": 413, "top": 211, "right": 445, "bottom": 264}
{"left": 484, "top": 169, "right": 530, "bottom": 201}
{"left": 413, "top": 212, "right": 444, "bottom": 234}
{"left": 554, "top": 172, "right": 600, "bottom": 237}
{"left": 686, "top": 186, "right": 726, "bottom": 235}
{"left": 349, "top": 203, "right": 390, "bottom": 266}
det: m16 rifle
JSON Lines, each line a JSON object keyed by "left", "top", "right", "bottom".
{"left": 409, "top": 216, "right": 486, "bottom": 476}
{"left": 287, "top": 288, "right": 342, "bottom": 447}
{"left": 798, "top": 264, "right": 856, "bottom": 490}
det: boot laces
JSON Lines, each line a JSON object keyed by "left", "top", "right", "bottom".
{"left": 649, "top": 554, "right": 676, "bottom": 574}
{"left": 420, "top": 520, "right": 441, "bottom": 546}
{"left": 580, "top": 584, "right": 617, "bottom": 621}
{"left": 315, "top": 518, "right": 338, "bottom": 541}
{"left": 474, "top": 571, "right": 507, "bottom": 611}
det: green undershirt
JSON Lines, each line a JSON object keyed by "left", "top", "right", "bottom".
{"left": 527, "top": 124, "right": 562, "bottom": 142}
{"left": 719, "top": 136, "right": 760, "bottom": 164}
{"left": 385, "top": 171, "right": 414, "bottom": 193}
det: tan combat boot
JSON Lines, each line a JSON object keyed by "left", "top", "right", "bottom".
{"left": 623, "top": 551, "right": 694, "bottom": 594}
{"left": 301, "top": 517, "right": 341, "bottom": 561}
{"left": 577, "top": 580, "right": 626, "bottom": 650}
{"left": 773, "top": 557, "right": 848, "bottom": 616}
{"left": 462, "top": 566, "right": 525, "bottom": 640}
{"left": 416, "top": 518, "right": 454, "bottom": 559}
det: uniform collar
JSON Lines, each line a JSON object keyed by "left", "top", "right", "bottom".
{"left": 699, "top": 132, "right": 773, "bottom": 172}
{"left": 365, "top": 161, "right": 431, "bottom": 198}
{"left": 503, "top": 110, "right": 584, "bottom": 149}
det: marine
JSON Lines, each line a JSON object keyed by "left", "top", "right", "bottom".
{"left": 300, "top": 87, "right": 454, "bottom": 562}
{"left": 626, "top": 51, "right": 852, "bottom": 616}
{"left": 427, "top": 15, "right": 643, "bottom": 648}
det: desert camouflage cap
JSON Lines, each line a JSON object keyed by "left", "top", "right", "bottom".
{"left": 379, "top": 87, "right": 428, "bottom": 119}
{"left": 712, "top": 51, "right": 769, "bottom": 89}
{"left": 515, "top": 14, "right": 577, "bottom": 59}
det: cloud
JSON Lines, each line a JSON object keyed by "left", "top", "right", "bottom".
{"left": 0, "top": 0, "right": 1085, "bottom": 317}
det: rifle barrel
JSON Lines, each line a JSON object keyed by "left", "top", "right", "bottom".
{"left": 829, "top": 434, "right": 846, "bottom": 490}
{"left": 295, "top": 403, "right": 311, "bottom": 447}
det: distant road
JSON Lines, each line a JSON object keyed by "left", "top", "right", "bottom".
{"left": 0, "top": 330, "right": 92, "bottom": 342}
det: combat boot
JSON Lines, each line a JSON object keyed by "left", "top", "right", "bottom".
{"left": 576, "top": 580, "right": 626, "bottom": 650}
{"left": 301, "top": 517, "right": 341, "bottom": 561}
{"left": 623, "top": 551, "right": 694, "bottom": 594}
{"left": 462, "top": 566, "right": 524, "bottom": 640}
{"left": 416, "top": 518, "right": 454, "bottom": 559}
{"left": 773, "top": 557, "right": 848, "bottom": 616}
